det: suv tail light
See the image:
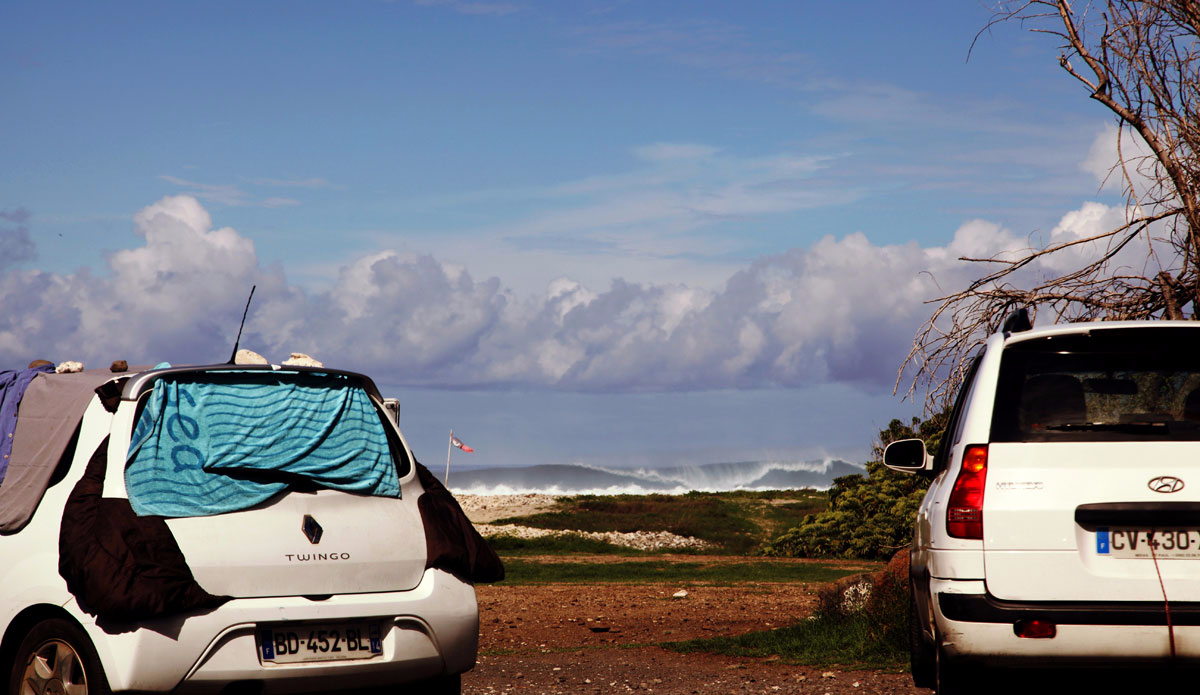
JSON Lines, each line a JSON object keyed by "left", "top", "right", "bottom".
{"left": 947, "top": 444, "right": 988, "bottom": 539}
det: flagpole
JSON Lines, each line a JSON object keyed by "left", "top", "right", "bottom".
{"left": 445, "top": 429, "right": 454, "bottom": 488}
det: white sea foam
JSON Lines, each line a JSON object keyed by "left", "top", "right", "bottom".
{"left": 443, "top": 458, "right": 862, "bottom": 496}
{"left": 450, "top": 483, "right": 699, "bottom": 497}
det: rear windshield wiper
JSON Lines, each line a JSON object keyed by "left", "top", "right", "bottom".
{"left": 1044, "top": 422, "right": 1170, "bottom": 434}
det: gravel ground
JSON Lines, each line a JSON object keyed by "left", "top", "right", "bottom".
{"left": 467, "top": 649, "right": 923, "bottom": 695}
{"left": 452, "top": 495, "right": 1181, "bottom": 694}
{"left": 455, "top": 495, "right": 929, "bottom": 694}
{"left": 463, "top": 569, "right": 930, "bottom": 695}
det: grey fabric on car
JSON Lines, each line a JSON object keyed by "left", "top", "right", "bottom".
{"left": 0, "top": 369, "right": 120, "bottom": 533}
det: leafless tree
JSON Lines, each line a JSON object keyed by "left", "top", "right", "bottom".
{"left": 900, "top": 0, "right": 1200, "bottom": 408}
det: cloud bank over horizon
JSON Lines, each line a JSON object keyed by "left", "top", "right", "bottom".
{"left": 4, "top": 194, "right": 1131, "bottom": 392}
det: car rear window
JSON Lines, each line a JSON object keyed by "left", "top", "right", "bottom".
{"left": 991, "top": 327, "right": 1200, "bottom": 442}
{"left": 126, "top": 371, "right": 410, "bottom": 517}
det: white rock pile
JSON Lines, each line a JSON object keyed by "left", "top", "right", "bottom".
{"left": 455, "top": 493, "right": 711, "bottom": 552}
{"left": 473, "top": 523, "right": 711, "bottom": 552}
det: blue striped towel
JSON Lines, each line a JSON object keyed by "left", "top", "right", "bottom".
{"left": 126, "top": 373, "right": 399, "bottom": 518}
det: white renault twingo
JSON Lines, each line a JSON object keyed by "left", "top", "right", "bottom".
{"left": 886, "top": 315, "right": 1200, "bottom": 693}
{"left": 0, "top": 361, "right": 497, "bottom": 695}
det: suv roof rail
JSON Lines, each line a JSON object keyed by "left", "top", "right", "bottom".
{"left": 1001, "top": 308, "right": 1032, "bottom": 334}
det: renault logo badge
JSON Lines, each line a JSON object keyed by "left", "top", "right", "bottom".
{"left": 302, "top": 515, "right": 324, "bottom": 544}
{"left": 1148, "top": 476, "right": 1185, "bottom": 494}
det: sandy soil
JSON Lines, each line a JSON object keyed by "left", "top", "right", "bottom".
{"left": 452, "top": 496, "right": 1169, "bottom": 694}
{"left": 463, "top": 575, "right": 930, "bottom": 695}
{"left": 457, "top": 494, "right": 562, "bottom": 523}
{"left": 455, "top": 496, "right": 930, "bottom": 694}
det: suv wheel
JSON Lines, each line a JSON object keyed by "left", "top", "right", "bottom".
{"left": 908, "top": 586, "right": 934, "bottom": 688}
{"left": 423, "top": 673, "right": 462, "bottom": 695}
{"left": 934, "top": 643, "right": 968, "bottom": 695}
{"left": 9, "top": 619, "right": 110, "bottom": 695}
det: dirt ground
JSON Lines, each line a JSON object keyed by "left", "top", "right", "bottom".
{"left": 461, "top": 557, "right": 931, "bottom": 695}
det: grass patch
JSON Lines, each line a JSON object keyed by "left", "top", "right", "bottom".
{"left": 486, "top": 533, "right": 647, "bottom": 556}
{"left": 491, "top": 490, "right": 827, "bottom": 555}
{"left": 667, "top": 611, "right": 906, "bottom": 669}
{"left": 666, "top": 564, "right": 910, "bottom": 670}
{"left": 498, "top": 559, "right": 864, "bottom": 585}
{"left": 756, "top": 495, "right": 827, "bottom": 536}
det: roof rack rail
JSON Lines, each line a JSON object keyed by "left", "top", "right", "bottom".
{"left": 1001, "top": 308, "right": 1032, "bottom": 334}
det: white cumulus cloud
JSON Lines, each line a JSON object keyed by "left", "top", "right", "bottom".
{"left": 2, "top": 195, "right": 1141, "bottom": 392}
{"left": 1081, "top": 123, "right": 1158, "bottom": 197}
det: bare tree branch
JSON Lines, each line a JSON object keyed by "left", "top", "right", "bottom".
{"left": 900, "top": 0, "right": 1199, "bottom": 410}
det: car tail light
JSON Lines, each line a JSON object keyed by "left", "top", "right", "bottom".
{"left": 1014, "top": 619, "right": 1056, "bottom": 639}
{"left": 947, "top": 444, "right": 988, "bottom": 539}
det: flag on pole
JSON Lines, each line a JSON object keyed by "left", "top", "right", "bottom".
{"left": 445, "top": 429, "right": 473, "bottom": 488}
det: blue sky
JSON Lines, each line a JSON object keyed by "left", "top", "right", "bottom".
{"left": 1, "top": 1, "right": 1127, "bottom": 468}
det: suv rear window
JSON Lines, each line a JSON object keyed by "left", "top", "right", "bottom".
{"left": 991, "top": 327, "right": 1200, "bottom": 442}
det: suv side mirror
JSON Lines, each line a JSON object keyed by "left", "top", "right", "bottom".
{"left": 883, "top": 438, "right": 933, "bottom": 475}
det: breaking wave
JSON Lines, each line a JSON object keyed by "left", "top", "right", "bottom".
{"left": 441, "top": 459, "right": 864, "bottom": 496}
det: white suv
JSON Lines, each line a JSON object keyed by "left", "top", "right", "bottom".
{"left": 886, "top": 315, "right": 1200, "bottom": 692}
{"left": 0, "top": 362, "right": 492, "bottom": 695}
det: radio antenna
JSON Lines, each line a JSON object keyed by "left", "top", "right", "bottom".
{"left": 228, "top": 285, "right": 257, "bottom": 364}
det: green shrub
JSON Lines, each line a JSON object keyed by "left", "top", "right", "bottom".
{"left": 762, "top": 413, "right": 946, "bottom": 560}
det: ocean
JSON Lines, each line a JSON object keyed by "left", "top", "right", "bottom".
{"left": 436, "top": 459, "right": 865, "bottom": 496}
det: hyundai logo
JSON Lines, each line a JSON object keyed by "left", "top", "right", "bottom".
{"left": 1148, "top": 476, "right": 1185, "bottom": 494}
{"left": 302, "top": 515, "right": 324, "bottom": 544}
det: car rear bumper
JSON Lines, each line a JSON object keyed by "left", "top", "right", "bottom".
{"left": 939, "top": 591, "right": 1200, "bottom": 626}
{"left": 931, "top": 578, "right": 1200, "bottom": 664}
{"left": 80, "top": 568, "right": 479, "bottom": 693}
